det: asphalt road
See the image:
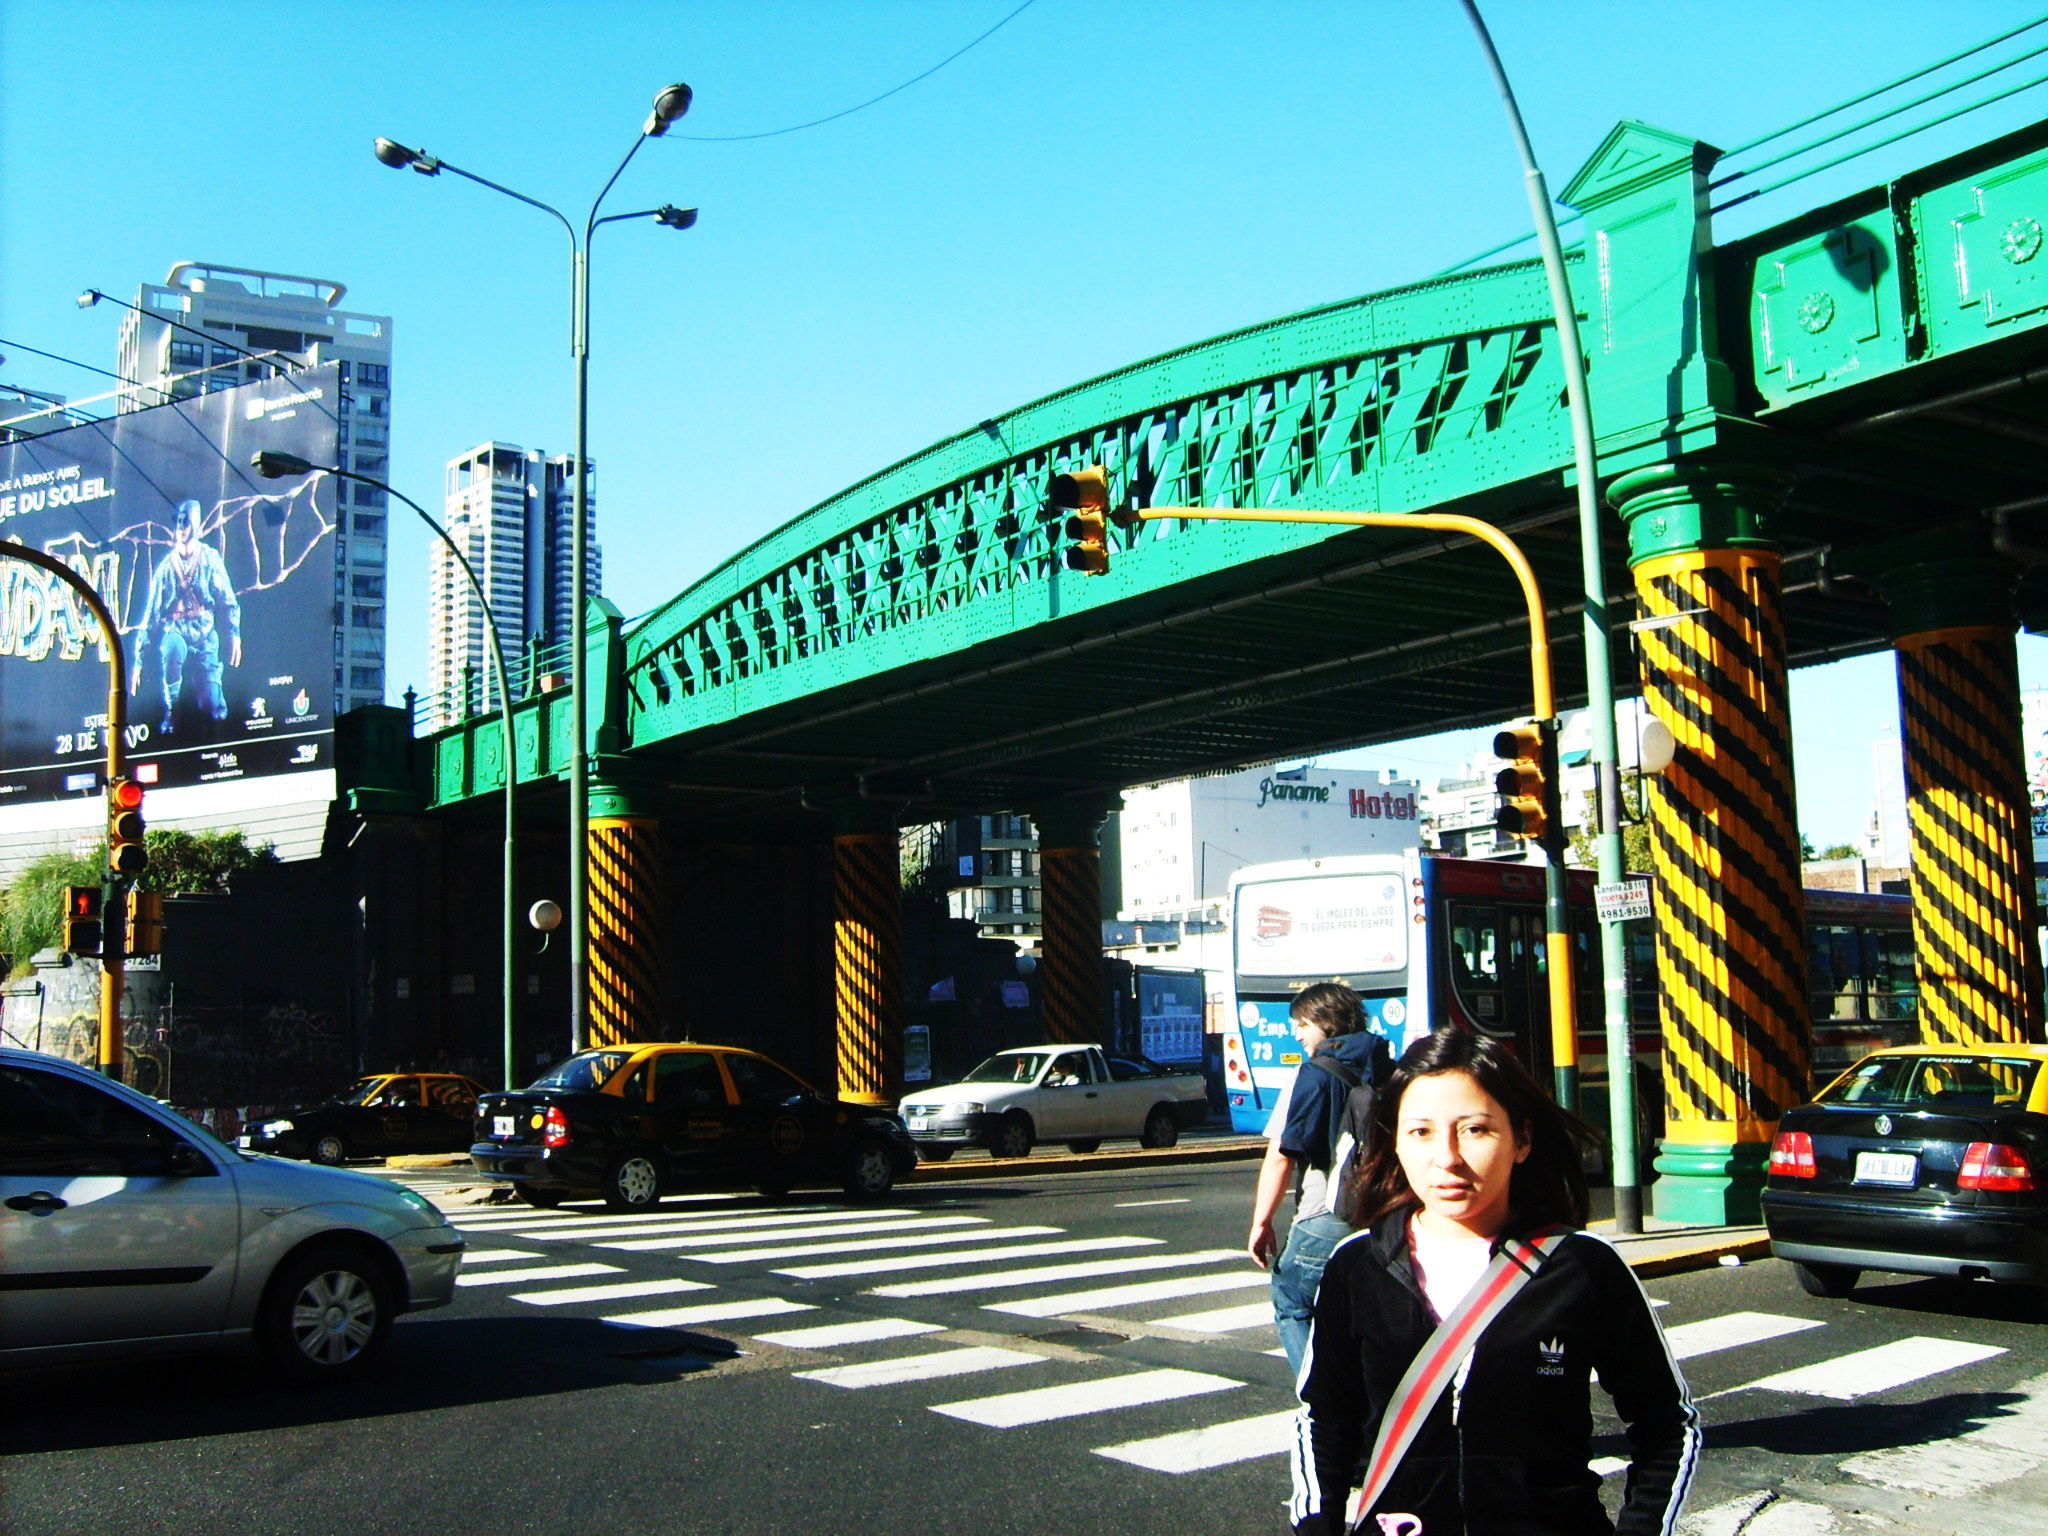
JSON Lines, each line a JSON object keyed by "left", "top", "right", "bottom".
{"left": 3, "top": 1161, "right": 2044, "bottom": 1536}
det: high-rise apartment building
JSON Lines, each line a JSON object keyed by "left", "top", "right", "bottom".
{"left": 431, "top": 442, "right": 600, "bottom": 726}
{"left": 116, "top": 262, "right": 393, "bottom": 715}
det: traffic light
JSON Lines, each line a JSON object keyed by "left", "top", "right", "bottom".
{"left": 61, "top": 884, "right": 103, "bottom": 957}
{"left": 1052, "top": 466, "right": 1112, "bottom": 575}
{"left": 1493, "top": 718, "right": 1559, "bottom": 845}
{"left": 107, "top": 777, "right": 147, "bottom": 878}
{"left": 127, "top": 888, "right": 164, "bottom": 958}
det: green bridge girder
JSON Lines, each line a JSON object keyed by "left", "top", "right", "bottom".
{"left": 364, "top": 118, "right": 2048, "bottom": 832}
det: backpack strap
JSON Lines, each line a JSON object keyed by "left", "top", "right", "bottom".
{"left": 1305, "top": 1051, "right": 1361, "bottom": 1088}
{"left": 1345, "top": 1225, "right": 1572, "bottom": 1531}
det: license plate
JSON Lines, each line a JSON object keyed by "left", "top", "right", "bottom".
{"left": 237, "top": 1134, "right": 254, "bottom": 1149}
{"left": 906, "top": 1113, "right": 930, "bottom": 1126}
{"left": 1854, "top": 1151, "right": 1917, "bottom": 1187}
{"left": 493, "top": 1116, "right": 515, "bottom": 1138}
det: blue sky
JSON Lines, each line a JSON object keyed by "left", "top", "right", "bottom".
{"left": 4, "top": 0, "right": 2046, "bottom": 846}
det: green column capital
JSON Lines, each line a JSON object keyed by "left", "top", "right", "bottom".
{"left": 1839, "top": 527, "right": 2019, "bottom": 640}
{"left": 588, "top": 759, "right": 661, "bottom": 820}
{"left": 1608, "top": 460, "right": 1789, "bottom": 565}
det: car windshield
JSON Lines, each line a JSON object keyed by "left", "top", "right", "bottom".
{"left": 528, "top": 1050, "right": 632, "bottom": 1093}
{"left": 962, "top": 1052, "right": 1046, "bottom": 1085}
{"left": 1818, "top": 1053, "right": 2040, "bottom": 1110}
{"left": 337, "top": 1077, "right": 389, "bottom": 1105}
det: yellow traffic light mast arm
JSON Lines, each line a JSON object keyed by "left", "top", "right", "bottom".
{"left": 0, "top": 542, "right": 129, "bottom": 1079}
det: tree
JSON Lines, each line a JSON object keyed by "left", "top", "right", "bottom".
{"left": 1568, "top": 774, "right": 1655, "bottom": 874}
{"left": 1816, "top": 843, "right": 1860, "bottom": 862}
{"left": 137, "top": 828, "right": 276, "bottom": 895}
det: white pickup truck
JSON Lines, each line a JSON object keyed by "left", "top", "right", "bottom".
{"left": 898, "top": 1044, "right": 1209, "bottom": 1160}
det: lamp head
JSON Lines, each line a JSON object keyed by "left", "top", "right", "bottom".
{"left": 644, "top": 82, "right": 693, "bottom": 137}
{"left": 653, "top": 204, "right": 698, "bottom": 230}
{"left": 1638, "top": 717, "right": 1677, "bottom": 777}
{"left": 250, "top": 449, "right": 317, "bottom": 480}
{"left": 373, "top": 137, "right": 440, "bottom": 174}
{"left": 77, "top": 289, "right": 103, "bottom": 310}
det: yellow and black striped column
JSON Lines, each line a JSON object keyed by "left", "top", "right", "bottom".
{"left": 588, "top": 778, "right": 664, "bottom": 1048}
{"left": 833, "top": 824, "right": 903, "bottom": 1105}
{"left": 1867, "top": 538, "right": 2043, "bottom": 1046}
{"left": 1033, "top": 801, "right": 1115, "bottom": 1045}
{"left": 1612, "top": 463, "right": 1810, "bottom": 1225}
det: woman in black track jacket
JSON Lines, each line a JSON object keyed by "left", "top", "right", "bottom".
{"left": 1288, "top": 1030, "right": 1698, "bottom": 1535}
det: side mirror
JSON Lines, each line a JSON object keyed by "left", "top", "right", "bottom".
{"left": 165, "top": 1141, "right": 211, "bottom": 1176}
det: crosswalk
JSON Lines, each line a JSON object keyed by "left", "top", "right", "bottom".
{"left": 433, "top": 1193, "right": 2041, "bottom": 1492}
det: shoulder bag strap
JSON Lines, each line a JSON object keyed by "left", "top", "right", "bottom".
{"left": 1345, "top": 1225, "right": 1571, "bottom": 1531}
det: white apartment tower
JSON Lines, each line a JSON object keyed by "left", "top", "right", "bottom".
{"left": 431, "top": 443, "right": 600, "bottom": 726}
{"left": 115, "top": 263, "right": 393, "bottom": 715}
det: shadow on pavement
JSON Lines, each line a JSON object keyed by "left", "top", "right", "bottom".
{"left": 1836, "top": 1274, "right": 2048, "bottom": 1326}
{"left": 1680, "top": 1387, "right": 2032, "bottom": 1458}
{"left": 0, "top": 1313, "right": 742, "bottom": 1455}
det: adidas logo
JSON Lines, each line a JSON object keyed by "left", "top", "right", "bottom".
{"left": 1537, "top": 1336, "right": 1566, "bottom": 1377}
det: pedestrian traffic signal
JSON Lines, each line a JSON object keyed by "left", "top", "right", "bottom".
{"left": 127, "top": 888, "right": 164, "bottom": 958}
{"left": 1492, "top": 719, "right": 1559, "bottom": 845}
{"left": 61, "top": 884, "right": 103, "bottom": 957}
{"left": 1052, "top": 466, "right": 1112, "bottom": 575}
{"left": 107, "top": 777, "right": 148, "bottom": 878}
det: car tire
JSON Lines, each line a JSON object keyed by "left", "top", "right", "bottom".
{"left": 917, "top": 1146, "right": 954, "bottom": 1162}
{"left": 842, "top": 1142, "right": 897, "bottom": 1200}
{"left": 989, "top": 1114, "right": 1034, "bottom": 1160}
{"left": 1066, "top": 1138, "right": 1101, "bottom": 1154}
{"left": 257, "top": 1243, "right": 395, "bottom": 1382}
{"left": 1139, "top": 1105, "right": 1179, "bottom": 1150}
{"left": 1792, "top": 1260, "right": 1859, "bottom": 1299}
{"left": 517, "top": 1184, "right": 568, "bottom": 1209}
{"left": 602, "top": 1153, "right": 662, "bottom": 1212}
{"left": 310, "top": 1132, "right": 348, "bottom": 1166}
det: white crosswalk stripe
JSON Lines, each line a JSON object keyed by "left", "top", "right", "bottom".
{"left": 777, "top": 1236, "right": 1160, "bottom": 1280}
{"left": 1662, "top": 1311, "right": 1824, "bottom": 1361}
{"left": 454, "top": 1248, "right": 543, "bottom": 1266}
{"left": 794, "top": 1346, "right": 1045, "bottom": 1389}
{"left": 599, "top": 1213, "right": 936, "bottom": 1251}
{"left": 510, "top": 1277, "right": 715, "bottom": 1306}
{"left": 510, "top": 1208, "right": 881, "bottom": 1242}
{"left": 687, "top": 1224, "right": 1063, "bottom": 1264}
{"left": 1154, "top": 1301, "right": 1273, "bottom": 1334}
{"left": 613, "top": 1217, "right": 1011, "bottom": 1257}
{"left": 933, "top": 1369, "right": 1243, "bottom": 1427}
{"left": 456, "top": 1262, "right": 621, "bottom": 1288}
{"left": 604, "top": 1298, "right": 815, "bottom": 1329}
{"left": 989, "top": 1271, "right": 1270, "bottom": 1318}
{"left": 752, "top": 1318, "right": 944, "bottom": 1349}
{"left": 870, "top": 1249, "right": 1242, "bottom": 1299}
{"left": 1095, "top": 1409, "right": 1300, "bottom": 1472}
{"left": 1731, "top": 1336, "right": 2007, "bottom": 1400}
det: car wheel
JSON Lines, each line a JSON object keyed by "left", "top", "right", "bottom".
{"left": 1139, "top": 1105, "right": 1179, "bottom": 1150}
{"left": 311, "top": 1132, "right": 348, "bottom": 1166}
{"left": 842, "top": 1142, "right": 896, "bottom": 1200}
{"left": 603, "top": 1153, "right": 662, "bottom": 1211}
{"left": 1066, "top": 1138, "right": 1101, "bottom": 1154}
{"left": 989, "top": 1114, "right": 1034, "bottom": 1160}
{"left": 258, "top": 1243, "right": 394, "bottom": 1381}
{"left": 517, "top": 1184, "right": 568, "bottom": 1209}
{"left": 1792, "top": 1260, "right": 1859, "bottom": 1299}
{"left": 917, "top": 1146, "right": 954, "bottom": 1162}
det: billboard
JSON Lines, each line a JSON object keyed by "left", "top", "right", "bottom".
{"left": 0, "top": 366, "right": 340, "bottom": 806}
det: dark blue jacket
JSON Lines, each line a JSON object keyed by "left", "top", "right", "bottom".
{"left": 1277, "top": 1029, "right": 1393, "bottom": 1172}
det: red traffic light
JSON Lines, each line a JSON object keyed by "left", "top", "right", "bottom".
{"left": 110, "top": 778, "right": 144, "bottom": 812}
{"left": 107, "top": 777, "right": 148, "bottom": 877}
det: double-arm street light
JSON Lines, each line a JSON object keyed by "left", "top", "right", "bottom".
{"left": 252, "top": 449, "right": 521, "bottom": 1091}
{"left": 372, "top": 81, "right": 695, "bottom": 1052}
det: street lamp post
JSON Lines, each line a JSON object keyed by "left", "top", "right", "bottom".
{"left": 251, "top": 450, "right": 522, "bottom": 1091}
{"left": 372, "top": 82, "right": 695, "bottom": 1052}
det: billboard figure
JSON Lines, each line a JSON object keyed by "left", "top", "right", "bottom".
{"left": 132, "top": 499, "right": 242, "bottom": 733}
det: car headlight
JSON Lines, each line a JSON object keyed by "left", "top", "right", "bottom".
{"left": 954, "top": 1102, "right": 984, "bottom": 1116}
{"left": 262, "top": 1119, "right": 295, "bottom": 1135}
{"left": 394, "top": 1187, "right": 443, "bottom": 1221}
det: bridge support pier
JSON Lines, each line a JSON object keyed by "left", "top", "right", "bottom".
{"left": 832, "top": 816, "right": 903, "bottom": 1105}
{"left": 1866, "top": 534, "right": 2043, "bottom": 1047}
{"left": 1033, "top": 800, "right": 1116, "bottom": 1046}
{"left": 587, "top": 776, "right": 665, "bottom": 1048}
{"left": 1613, "top": 462, "right": 1812, "bottom": 1226}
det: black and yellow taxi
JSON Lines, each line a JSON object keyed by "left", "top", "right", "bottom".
{"left": 239, "top": 1072, "right": 485, "bottom": 1165}
{"left": 469, "top": 1043, "right": 918, "bottom": 1210}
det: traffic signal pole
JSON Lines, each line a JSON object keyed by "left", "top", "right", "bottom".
{"left": 1133, "top": 503, "right": 1579, "bottom": 1107}
{"left": 0, "top": 543, "right": 129, "bottom": 1079}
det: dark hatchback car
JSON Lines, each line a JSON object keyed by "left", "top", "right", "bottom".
{"left": 1763, "top": 1045, "right": 2048, "bottom": 1304}
{"left": 239, "top": 1072, "right": 485, "bottom": 1165}
{"left": 470, "top": 1043, "right": 917, "bottom": 1210}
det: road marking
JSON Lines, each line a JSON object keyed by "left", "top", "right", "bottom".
{"left": 597, "top": 1212, "right": 935, "bottom": 1250}
{"left": 689, "top": 1225, "right": 1064, "bottom": 1264}
{"left": 1837, "top": 1367, "right": 2048, "bottom": 1496}
{"left": 777, "top": 1236, "right": 1159, "bottom": 1280}
{"left": 452, "top": 1248, "right": 541, "bottom": 1266}
{"left": 448, "top": 1196, "right": 758, "bottom": 1227}
{"left": 1662, "top": 1311, "right": 1825, "bottom": 1361}
{"left": 1114, "top": 1198, "right": 1190, "bottom": 1208}
{"left": 1734, "top": 1337, "right": 2007, "bottom": 1399}
{"left": 989, "top": 1271, "right": 1271, "bottom": 1318}
{"left": 1094, "top": 1409, "right": 1298, "bottom": 1472}
{"left": 607, "top": 1217, "right": 1000, "bottom": 1256}
{"left": 752, "top": 1318, "right": 945, "bottom": 1348}
{"left": 516, "top": 1208, "right": 893, "bottom": 1241}
{"left": 1590, "top": 1457, "right": 1628, "bottom": 1478}
{"left": 1155, "top": 1301, "right": 1273, "bottom": 1333}
{"left": 455, "top": 1262, "right": 621, "bottom": 1287}
{"left": 933, "top": 1368, "right": 1243, "bottom": 1427}
{"left": 511, "top": 1277, "right": 715, "bottom": 1306}
{"left": 795, "top": 1346, "right": 1045, "bottom": 1389}
{"left": 871, "top": 1249, "right": 1243, "bottom": 1299}
{"left": 603, "top": 1298, "right": 815, "bottom": 1329}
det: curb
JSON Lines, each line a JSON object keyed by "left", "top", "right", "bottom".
{"left": 1617, "top": 1233, "right": 1774, "bottom": 1278}
{"left": 907, "top": 1139, "right": 1266, "bottom": 1182}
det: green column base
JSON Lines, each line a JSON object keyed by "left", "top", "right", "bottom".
{"left": 1650, "top": 1140, "right": 1769, "bottom": 1225}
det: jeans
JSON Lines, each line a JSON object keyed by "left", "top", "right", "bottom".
{"left": 1272, "top": 1209, "right": 1351, "bottom": 1386}
{"left": 159, "top": 621, "right": 225, "bottom": 728}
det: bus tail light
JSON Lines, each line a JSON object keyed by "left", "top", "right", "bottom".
{"left": 542, "top": 1105, "right": 572, "bottom": 1149}
{"left": 1959, "top": 1142, "right": 2035, "bottom": 1191}
{"left": 1768, "top": 1129, "right": 1816, "bottom": 1178}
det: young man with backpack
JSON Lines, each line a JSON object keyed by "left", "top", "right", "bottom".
{"left": 1245, "top": 981, "right": 1395, "bottom": 1382}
